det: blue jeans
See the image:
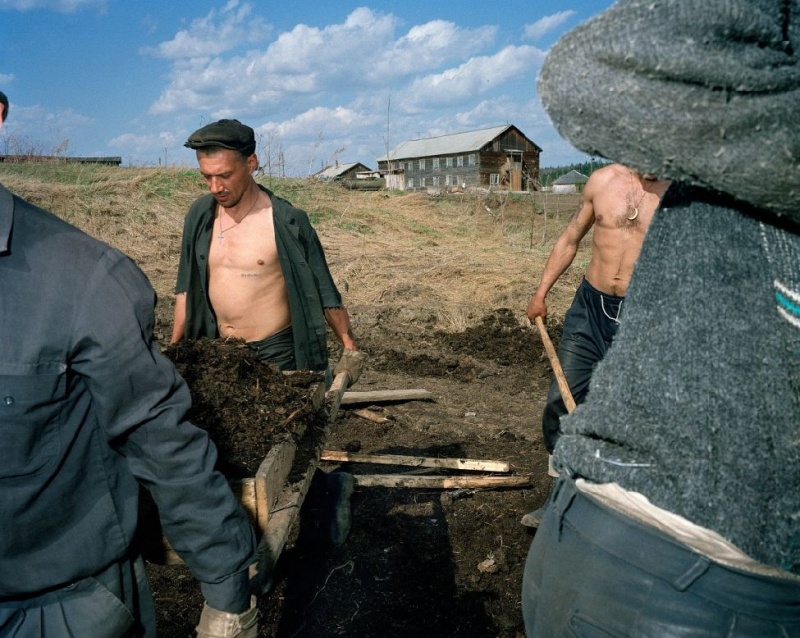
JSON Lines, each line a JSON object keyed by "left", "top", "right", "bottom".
{"left": 0, "top": 553, "right": 156, "bottom": 637}
{"left": 522, "top": 479, "right": 800, "bottom": 637}
{"left": 541, "top": 279, "right": 622, "bottom": 453}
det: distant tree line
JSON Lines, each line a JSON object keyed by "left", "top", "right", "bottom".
{"left": 538, "top": 159, "right": 610, "bottom": 187}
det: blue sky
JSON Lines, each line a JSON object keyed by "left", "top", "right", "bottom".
{"left": 0, "top": 0, "right": 615, "bottom": 173}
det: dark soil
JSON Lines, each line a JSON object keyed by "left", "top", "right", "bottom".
{"left": 146, "top": 308, "right": 560, "bottom": 637}
{"left": 163, "top": 338, "right": 326, "bottom": 477}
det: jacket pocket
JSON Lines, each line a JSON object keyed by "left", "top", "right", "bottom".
{"left": 0, "top": 362, "right": 66, "bottom": 479}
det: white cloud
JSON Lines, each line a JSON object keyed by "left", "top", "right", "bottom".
{"left": 0, "top": 0, "right": 106, "bottom": 12}
{"left": 109, "top": 130, "right": 179, "bottom": 155}
{"left": 401, "top": 45, "right": 545, "bottom": 111}
{"left": 524, "top": 11, "right": 576, "bottom": 41}
{"left": 147, "top": 8, "right": 498, "bottom": 117}
{"left": 0, "top": 73, "right": 15, "bottom": 85}
{"left": 260, "top": 106, "right": 377, "bottom": 140}
{"left": 141, "top": 1, "right": 270, "bottom": 60}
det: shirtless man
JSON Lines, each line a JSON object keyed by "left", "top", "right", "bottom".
{"left": 522, "top": 163, "right": 669, "bottom": 526}
{"left": 171, "top": 119, "right": 364, "bottom": 385}
{"left": 172, "top": 120, "right": 363, "bottom": 548}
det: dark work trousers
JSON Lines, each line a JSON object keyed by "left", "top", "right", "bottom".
{"left": 247, "top": 325, "right": 296, "bottom": 371}
{"left": 247, "top": 325, "right": 332, "bottom": 386}
{"left": 542, "top": 278, "right": 622, "bottom": 453}
{"left": 522, "top": 478, "right": 800, "bottom": 637}
{"left": 0, "top": 553, "right": 156, "bottom": 637}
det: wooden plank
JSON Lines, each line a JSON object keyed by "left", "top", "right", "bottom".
{"left": 352, "top": 408, "right": 390, "bottom": 423}
{"left": 321, "top": 450, "right": 510, "bottom": 473}
{"left": 340, "top": 389, "right": 432, "bottom": 405}
{"left": 252, "top": 459, "right": 320, "bottom": 594}
{"left": 353, "top": 474, "right": 530, "bottom": 489}
{"left": 255, "top": 379, "right": 328, "bottom": 531}
{"left": 254, "top": 440, "right": 296, "bottom": 533}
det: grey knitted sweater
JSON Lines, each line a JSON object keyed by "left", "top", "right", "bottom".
{"left": 540, "top": 0, "right": 800, "bottom": 574}
{"left": 556, "top": 186, "right": 799, "bottom": 573}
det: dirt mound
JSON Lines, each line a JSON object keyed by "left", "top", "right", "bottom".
{"left": 163, "top": 338, "right": 325, "bottom": 477}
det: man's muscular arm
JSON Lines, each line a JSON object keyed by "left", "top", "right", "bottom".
{"left": 526, "top": 179, "right": 598, "bottom": 320}
{"left": 324, "top": 306, "right": 357, "bottom": 350}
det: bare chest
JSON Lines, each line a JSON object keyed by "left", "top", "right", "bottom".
{"left": 208, "top": 208, "right": 281, "bottom": 277}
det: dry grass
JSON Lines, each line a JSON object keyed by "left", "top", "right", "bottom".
{"left": 0, "top": 164, "right": 589, "bottom": 332}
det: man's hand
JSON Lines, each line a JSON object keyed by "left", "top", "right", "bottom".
{"left": 526, "top": 294, "right": 548, "bottom": 322}
{"left": 334, "top": 349, "right": 367, "bottom": 387}
{"left": 196, "top": 598, "right": 258, "bottom": 638}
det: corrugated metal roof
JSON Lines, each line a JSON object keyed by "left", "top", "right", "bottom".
{"left": 377, "top": 125, "right": 513, "bottom": 162}
{"left": 315, "top": 162, "right": 365, "bottom": 179}
{"left": 553, "top": 170, "right": 588, "bottom": 185}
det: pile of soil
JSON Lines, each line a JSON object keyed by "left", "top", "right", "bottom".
{"left": 145, "top": 309, "right": 559, "bottom": 637}
{"left": 163, "top": 338, "right": 325, "bottom": 477}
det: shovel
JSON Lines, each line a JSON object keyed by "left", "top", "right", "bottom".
{"left": 527, "top": 316, "right": 575, "bottom": 477}
{"left": 528, "top": 316, "right": 576, "bottom": 412}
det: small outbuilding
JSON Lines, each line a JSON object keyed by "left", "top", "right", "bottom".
{"left": 551, "top": 170, "right": 588, "bottom": 194}
{"left": 314, "top": 161, "right": 373, "bottom": 182}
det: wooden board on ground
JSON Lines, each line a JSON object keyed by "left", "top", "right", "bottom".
{"left": 353, "top": 474, "right": 531, "bottom": 489}
{"left": 340, "top": 388, "right": 431, "bottom": 405}
{"left": 321, "top": 450, "right": 510, "bottom": 473}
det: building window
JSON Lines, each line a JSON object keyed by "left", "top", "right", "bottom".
{"left": 421, "top": 177, "right": 426, "bottom": 187}
{"left": 433, "top": 157, "right": 440, "bottom": 169}
{"left": 468, "top": 154, "right": 476, "bottom": 166}
{"left": 490, "top": 173, "right": 500, "bottom": 185}
{"left": 418, "top": 159, "right": 426, "bottom": 170}
{"left": 457, "top": 155, "right": 464, "bottom": 167}
{"left": 407, "top": 178, "right": 414, "bottom": 189}
{"left": 432, "top": 176, "right": 440, "bottom": 187}
{"left": 445, "top": 157, "right": 453, "bottom": 168}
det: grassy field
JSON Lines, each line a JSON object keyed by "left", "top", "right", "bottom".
{"left": 0, "top": 163, "right": 588, "bottom": 332}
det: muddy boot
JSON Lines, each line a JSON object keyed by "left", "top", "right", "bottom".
{"left": 522, "top": 476, "right": 556, "bottom": 528}
{"left": 324, "top": 471, "right": 355, "bottom": 547}
{"left": 520, "top": 505, "right": 546, "bottom": 529}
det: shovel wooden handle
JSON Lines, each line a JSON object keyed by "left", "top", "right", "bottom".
{"left": 530, "top": 316, "right": 576, "bottom": 413}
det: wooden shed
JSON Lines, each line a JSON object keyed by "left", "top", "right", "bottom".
{"left": 551, "top": 170, "right": 588, "bottom": 194}
{"left": 376, "top": 125, "right": 542, "bottom": 192}
{"left": 314, "top": 161, "right": 373, "bottom": 182}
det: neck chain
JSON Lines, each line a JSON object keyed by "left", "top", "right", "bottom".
{"left": 626, "top": 172, "right": 647, "bottom": 221}
{"left": 217, "top": 190, "right": 259, "bottom": 242}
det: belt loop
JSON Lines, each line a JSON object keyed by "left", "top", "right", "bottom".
{"left": 673, "top": 556, "right": 711, "bottom": 592}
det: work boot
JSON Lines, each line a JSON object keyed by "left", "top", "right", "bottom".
{"left": 520, "top": 505, "right": 546, "bottom": 529}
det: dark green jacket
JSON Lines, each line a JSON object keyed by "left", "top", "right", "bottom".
{"left": 175, "top": 186, "right": 342, "bottom": 371}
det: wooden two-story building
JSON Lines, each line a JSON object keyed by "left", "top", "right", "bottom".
{"left": 377, "top": 124, "right": 541, "bottom": 192}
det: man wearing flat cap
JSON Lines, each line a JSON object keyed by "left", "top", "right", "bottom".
{"left": 173, "top": 118, "right": 364, "bottom": 549}
{"left": 173, "top": 118, "right": 364, "bottom": 382}
{"left": 521, "top": 0, "right": 799, "bottom": 635}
